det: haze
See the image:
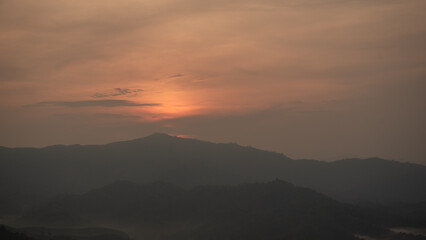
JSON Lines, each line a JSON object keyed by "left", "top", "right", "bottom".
{"left": 0, "top": 0, "right": 425, "bottom": 163}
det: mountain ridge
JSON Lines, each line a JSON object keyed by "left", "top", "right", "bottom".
{"left": 17, "top": 180, "right": 376, "bottom": 240}
{"left": 1, "top": 133, "right": 426, "bottom": 216}
{"left": 0, "top": 133, "right": 423, "bottom": 167}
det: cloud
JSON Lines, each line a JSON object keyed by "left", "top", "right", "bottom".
{"left": 168, "top": 74, "right": 185, "bottom": 78}
{"left": 94, "top": 113, "right": 141, "bottom": 119}
{"left": 93, "top": 88, "right": 143, "bottom": 98}
{"left": 26, "top": 99, "right": 160, "bottom": 108}
{"left": 53, "top": 113, "right": 141, "bottom": 120}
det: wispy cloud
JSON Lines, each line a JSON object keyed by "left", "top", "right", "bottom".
{"left": 26, "top": 99, "right": 160, "bottom": 108}
{"left": 53, "top": 113, "right": 141, "bottom": 120}
{"left": 168, "top": 74, "right": 185, "bottom": 78}
{"left": 93, "top": 88, "right": 143, "bottom": 98}
{"left": 94, "top": 113, "right": 141, "bottom": 119}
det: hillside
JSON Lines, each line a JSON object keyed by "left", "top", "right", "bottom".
{"left": 1, "top": 133, "right": 426, "bottom": 216}
{"left": 18, "top": 180, "right": 383, "bottom": 240}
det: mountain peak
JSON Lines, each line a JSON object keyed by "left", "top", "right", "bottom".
{"left": 138, "top": 133, "right": 178, "bottom": 141}
{"left": 147, "top": 132, "right": 173, "bottom": 138}
{"left": 108, "top": 133, "right": 178, "bottom": 145}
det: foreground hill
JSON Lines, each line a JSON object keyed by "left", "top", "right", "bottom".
{"left": 0, "top": 225, "right": 131, "bottom": 240}
{"left": 0, "top": 225, "right": 35, "bottom": 240}
{"left": 1, "top": 133, "right": 426, "bottom": 215}
{"left": 18, "top": 180, "right": 383, "bottom": 240}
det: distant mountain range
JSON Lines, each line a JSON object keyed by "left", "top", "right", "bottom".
{"left": 1, "top": 133, "right": 426, "bottom": 216}
{"left": 15, "top": 180, "right": 381, "bottom": 240}
{"left": 15, "top": 180, "right": 426, "bottom": 240}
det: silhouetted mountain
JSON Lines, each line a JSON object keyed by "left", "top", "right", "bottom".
{"left": 1, "top": 133, "right": 426, "bottom": 215}
{"left": 0, "top": 225, "right": 35, "bottom": 240}
{"left": 0, "top": 225, "right": 131, "bottom": 240}
{"left": 18, "top": 180, "right": 385, "bottom": 240}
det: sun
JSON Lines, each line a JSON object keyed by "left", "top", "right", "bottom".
{"left": 133, "top": 88, "right": 203, "bottom": 121}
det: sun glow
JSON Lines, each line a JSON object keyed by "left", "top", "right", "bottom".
{"left": 135, "top": 88, "right": 203, "bottom": 121}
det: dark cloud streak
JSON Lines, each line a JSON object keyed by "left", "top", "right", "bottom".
{"left": 168, "top": 74, "right": 185, "bottom": 78}
{"left": 26, "top": 99, "right": 160, "bottom": 108}
{"left": 93, "top": 88, "right": 143, "bottom": 98}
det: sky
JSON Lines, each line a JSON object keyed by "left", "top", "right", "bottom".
{"left": 0, "top": 0, "right": 425, "bottom": 163}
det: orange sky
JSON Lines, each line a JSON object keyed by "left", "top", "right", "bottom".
{"left": 0, "top": 0, "right": 425, "bottom": 163}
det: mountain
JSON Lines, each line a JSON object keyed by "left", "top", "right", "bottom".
{"left": 1, "top": 133, "right": 426, "bottom": 215}
{"left": 0, "top": 225, "right": 131, "bottom": 240}
{"left": 0, "top": 225, "right": 36, "bottom": 240}
{"left": 17, "top": 180, "right": 385, "bottom": 240}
